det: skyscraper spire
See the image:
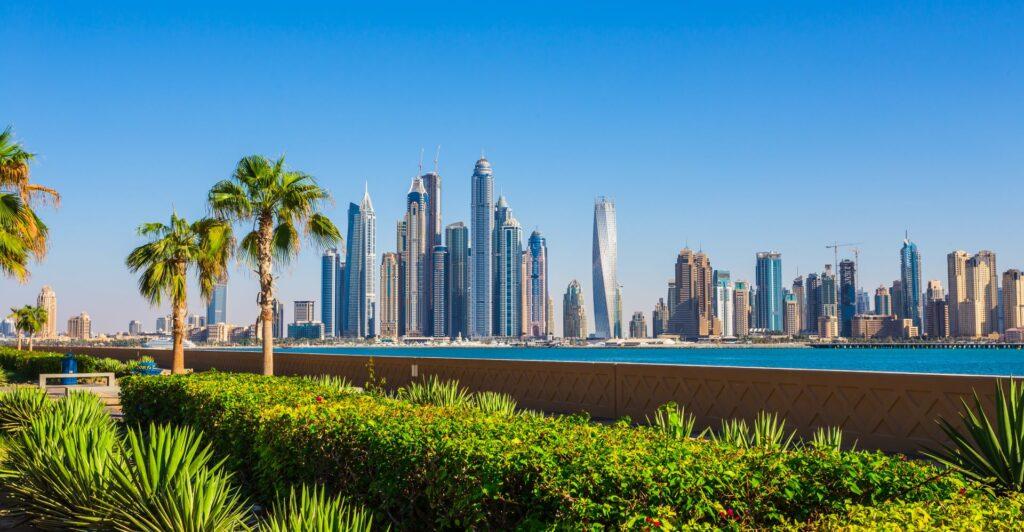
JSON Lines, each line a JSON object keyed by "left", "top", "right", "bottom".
{"left": 433, "top": 145, "right": 441, "bottom": 173}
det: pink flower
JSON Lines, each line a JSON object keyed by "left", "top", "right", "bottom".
{"left": 315, "top": 395, "right": 325, "bottom": 403}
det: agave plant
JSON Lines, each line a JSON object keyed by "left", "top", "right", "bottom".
{"left": 473, "top": 391, "right": 519, "bottom": 416}
{"left": 0, "top": 387, "right": 50, "bottom": 434}
{"left": 810, "top": 426, "right": 851, "bottom": 452}
{"left": 49, "top": 391, "right": 117, "bottom": 431}
{"left": 0, "top": 396, "right": 121, "bottom": 529}
{"left": 261, "top": 484, "right": 377, "bottom": 532}
{"left": 926, "top": 380, "right": 1024, "bottom": 494}
{"left": 306, "top": 374, "right": 355, "bottom": 392}
{"left": 106, "top": 423, "right": 252, "bottom": 531}
{"left": 712, "top": 418, "right": 751, "bottom": 448}
{"left": 648, "top": 402, "right": 696, "bottom": 440}
{"left": 397, "top": 376, "right": 472, "bottom": 408}
{"left": 751, "top": 411, "right": 797, "bottom": 450}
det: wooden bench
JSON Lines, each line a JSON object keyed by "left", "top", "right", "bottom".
{"left": 38, "top": 372, "right": 121, "bottom": 415}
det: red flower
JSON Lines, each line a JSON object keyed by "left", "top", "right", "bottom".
{"left": 959, "top": 487, "right": 967, "bottom": 496}
{"left": 315, "top": 395, "right": 325, "bottom": 403}
{"left": 726, "top": 508, "right": 735, "bottom": 519}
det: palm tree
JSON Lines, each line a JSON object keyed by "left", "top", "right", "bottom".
{"left": 125, "top": 212, "right": 233, "bottom": 374}
{"left": 8, "top": 305, "right": 46, "bottom": 351}
{"left": 0, "top": 126, "right": 60, "bottom": 206}
{"left": 0, "top": 127, "right": 57, "bottom": 282}
{"left": 208, "top": 155, "right": 340, "bottom": 375}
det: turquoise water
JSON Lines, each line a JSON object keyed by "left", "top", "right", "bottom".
{"left": 257, "top": 346, "right": 1024, "bottom": 376}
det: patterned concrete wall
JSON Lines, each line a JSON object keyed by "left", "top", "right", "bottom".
{"left": 63, "top": 346, "right": 1007, "bottom": 453}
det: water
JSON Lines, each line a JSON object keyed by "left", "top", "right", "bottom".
{"left": 244, "top": 346, "right": 1024, "bottom": 376}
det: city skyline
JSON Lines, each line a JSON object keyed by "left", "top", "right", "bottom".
{"left": 3, "top": 2, "right": 1023, "bottom": 334}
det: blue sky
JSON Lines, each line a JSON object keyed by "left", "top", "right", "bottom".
{"left": 2, "top": 1, "right": 1022, "bottom": 334}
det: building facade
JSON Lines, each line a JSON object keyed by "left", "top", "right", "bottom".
{"left": 733, "top": 280, "right": 751, "bottom": 337}
{"left": 37, "top": 285, "right": 57, "bottom": 339}
{"left": 402, "top": 176, "right": 428, "bottom": 336}
{"left": 294, "top": 300, "right": 315, "bottom": 323}
{"left": 343, "top": 189, "right": 377, "bottom": 338}
{"left": 839, "top": 259, "right": 857, "bottom": 337}
{"left": 420, "top": 171, "right": 442, "bottom": 337}
{"left": 592, "top": 197, "right": 618, "bottom": 339}
{"left": 755, "top": 252, "right": 783, "bottom": 332}
{"left": 495, "top": 215, "right": 524, "bottom": 338}
{"left": 1004, "top": 269, "right": 1024, "bottom": 333}
{"left": 67, "top": 312, "right": 91, "bottom": 340}
{"left": 783, "top": 293, "right": 800, "bottom": 336}
{"left": 431, "top": 246, "right": 448, "bottom": 338}
{"left": 470, "top": 157, "right": 494, "bottom": 339}
{"left": 321, "top": 249, "right": 339, "bottom": 336}
{"left": 206, "top": 279, "right": 227, "bottom": 326}
{"left": 562, "top": 280, "right": 587, "bottom": 339}
{"left": 899, "top": 237, "right": 923, "bottom": 329}
{"left": 526, "top": 231, "right": 549, "bottom": 338}
{"left": 445, "top": 223, "right": 470, "bottom": 340}
{"left": 629, "top": 311, "right": 647, "bottom": 339}
{"left": 652, "top": 298, "right": 669, "bottom": 338}
{"left": 379, "top": 252, "right": 400, "bottom": 339}
{"left": 669, "top": 248, "right": 715, "bottom": 339}
{"left": 875, "top": 285, "right": 892, "bottom": 316}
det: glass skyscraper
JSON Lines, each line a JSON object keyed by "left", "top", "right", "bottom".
{"left": 470, "top": 157, "right": 494, "bottom": 339}
{"left": 526, "top": 230, "right": 549, "bottom": 338}
{"left": 321, "top": 249, "right": 339, "bottom": 336}
{"left": 900, "top": 236, "right": 923, "bottom": 329}
{"left": 754, "top": 252, "right": 783, "bottom": 332}
{"left": 445, "top": 222, "right": 470, "bottom": 340}
{"left": 421, "top": 171, "right": 442, "bottom": 337}
{"left": 403, "top": 176, "right": 427, "bottom": 336}
{"left": 496, "top": 215, "right": 523, "bottom": 337}
{"left": 839, "top": 259, "right": 857, "bottom": 337}
{"left": 343, "top": 188, "right": 377, "bottom": 338}
{"left": 206, "top": 279, "right": 227, "bottom": 325}
{"left": 592, "top": 197, "right": 617, "bottom": 338}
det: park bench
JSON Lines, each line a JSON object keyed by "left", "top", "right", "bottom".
{"left": 38, "top": 372, "right": 121, "bottom": 416}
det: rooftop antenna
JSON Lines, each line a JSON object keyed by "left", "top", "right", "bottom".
{"left": 433, "top": 145, "right": 441, "bottom": 173}
{"left": 418, "top": 148, "right": 424, "bottom": 176}
{"left": 480, "top": 148, "right": 486, "bottom": 159}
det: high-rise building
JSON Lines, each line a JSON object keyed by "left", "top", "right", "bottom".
{"left": 272, "top": 299, "right": 285, "bottom": 339}
{"left": 652, "top": 298, "right": 670, "bottom": 338}
{"left": 431, "top": 246, "right": 448, "bottom": 338}
{"left": 155, "top": 316, "right": 170, "bottom": 334}
{"left": 526, "top": 231, "right": 549, "bottom": 338}
{"left": 206, "top": 278, "right": 227, "bottom": 325}
{"left": 444, "top": 223, "right": 470, "bottom": 340}
{"left": 402, "top": 175, "right": 428, "bottom": 336}
{"left": 947, "top": 250, "right": 969, "bottom": 337}
{"left": 899, "top": 236, "right": 923, "bottom": 329}
{"left": 67, "top": 312, "right": 91, "bottom": 339}
{"left": 783, "top": 293, "right": 800, "bottom": 336}
{"left": 925, "top": 280, "right": 949, "bottom": 338}
{"left": 733, "top": 281, "right": 751, "bottom": 336}
{"left": 669, "top": 248, "right": 715, "bottom": 339}
{"left": 755, "top": 252, "right": 783, "bottom": 332}
{"left": 891, "top": 280, "right": 904, "bottom": 320}
{"left": 791, "top": 276, "right": 804, "bottom": 334}
{"left": 343, "top": 188, "right": 377, "bottom": 338}
{"left": 970, "top": 251, "right": 999, "bottom": 336}
{"left": 128, "top": 320, "right": 143, "bottom": 336}
{"left": 819, "top": 265, "right": 838, "bottom": 320}
{"left": 839, "top": 259, "right": 857, "bottom": 337}
{"left": 715, "top": 273, "right": 735, "bottom": 337}
{"left": 321, "top": 249, "right": 339, "bottom": 336}
{"left": 875, "top": 285, "right": 892, "bottom": 316}
{"left": 37, "top": 285, "right": 57, "bottom": 339}
{"left": 186, "top": 314, "right": 205, "bottom": 329}
{"left": 545, "top": 297, "right": 555, "bottom": 339}
{"left": 379, "top": 252, "right": 400, "bottom": 340}
{"left": 592, "top": 197, "right": 618, "bottom": 339}
{"left": 0, "top": 318, "right": 14, "bottom": 337}
{"left": 294, "top": 300, "right": 315, "bottom": 323}
{"left": 856, "top": 289, "right": 871, "bottom": 315}
{"left": 563, "top": 280, "right": 587, "bottom": 339}
{"left": 470, "top": 157, "right": 494, "bottom": 339}
{"left": 421, "top": 170, "right": 442, "bottom": 337}
{"left": 629, "top": 311, "right": 647, "bottom": 339}
{"left": 495, "top": 214, "right": 524, "bottom": 338}
{"left": 1004, "top": 269, "right": 1024, "bottom": 333}
{"left": 804, "top": 273, "right": 821, "bottom": 334}
{"left": 613, "top": 285, "right": 624, "bottom": 339}
{"left": 666, "top": 282, "right": 678, "bottom": 316}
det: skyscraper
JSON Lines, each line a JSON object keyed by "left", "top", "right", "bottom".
{"left": 856, "top": 289, "right": 871, "bottom": 315}
{"left": 128, "top": 320, "right": 143, "bottom": 336}
{"left": 899, "top": 236, "right": 923, "bottom": 329}
{"left": 592, "top": 197, "right": 617, "bottom": 339}
{"left": 804, "top": 273, "right": 821, "bottom": 334}
{"left": 839, "top": 259, "right": 857, "bottom": 337}
{"left": 272, "top": 299, "right": 285, "bottom": 339}
{"left": 891, "top": 280, "right": 904, "bottom": 320}
{"left": 715, "top": 272, "right": 735, "bottom": 337}
{"left": 343, "top": 188, "right": 377, "bottom": 338}
{"left": 755, "top": 252, "right": 783, "bottom": 332}
{"left": 925, "top": 280, "right": 949, "bottom": 338}
{"left": 445, "top": 222, "right": 470, "bottom": 340}
{"left": 402, "top": 175, "right": 427, "bottom": 336}
{"left": 733, "top": 281, "right": 751, "bottom": 336}
{"left": 629, "top": 311, "right": 647, "bottom": 339}
{"left": 379, "top": 252, "right": 400, "bottom": 339}
{"left": 470, "top": 157, "right": 494, "bottom": 339}
{"left": 430, "top": 246, "right": 448, "bottom": 338}
{"left": 321, "top": 249, "right": 339, "bottom": 336}
{"left": 206, "top": 278, "right": 227, "bottom": 325}
{"left": 495, "top": 213, "right": 523, "bottom": 338}
{"left": 526, "top": 230, "right": 549, "bottom": 338}
{"left": 669, "top": 248, "right": 715, "bottom": 339}
{"left": 652, "top": 298, "right": 669, "bottom": 338}
{"left": 563, "top": 280, "right": 587, "bottom": 339}
{"left": 67, "top": 312, "right": 91, "bottom": 339}
{"left": 36, "top": 285, "right": 57, "bottom": 339}
{"left": 1004, "top": 269, "right": 1024, "bottom": 332}
{"left": 962, "top": 251, "right": 998, "bottom": 337}
{"left": 947, "top": 250, "right": 970, "bottom": 337}
{"left": 875, "top": 285, "right": 892, "bottom": 315}
{"left": 421, "top": 170, "right": 442, "bottom": 337}
{"left": 819, "top": 265, "right": 838, "bottom": 320}
{"left": 613, "top": 285, "right": 624, "bottom": 339}
{"left": 783, "top": 293, "right": 799, "bottom": 336}
{"left": 791, "top": 276, "right": 804, "bottom": 334}
{"left": 294, "top": 301, "right": 315, "bottom": 323}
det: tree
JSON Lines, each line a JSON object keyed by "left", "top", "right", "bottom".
{"left": 8, "top": 305, "right": 46, "bottom": 351}
{"left": 125, "top": 213, "right": 233, "bottom": 374}
{"left": 0, "top": 127, "right": 58, "bottom": 282}
{"left": 0, "top": 126, "right": 60, "bottom": 206}
{"left": 208, "top": 155, "right": 340, "bottom": 375}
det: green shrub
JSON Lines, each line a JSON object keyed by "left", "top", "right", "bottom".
{"left": 472, "top": 391, "right": 518, "bottom": 416}
{"left": 0, "top": 347, "right": 142, "bottom": 382}
{"left": 814, "top": 493, "right": 1024, "bottom": 530}
{"left": 648, "top": 401, "right": 696, "bottom": 440}
{"left": 0, "top": 387, "right": 50, "bottom": 434}
{"left": 261, "top": 485, "right": 376, "bottom": 532}
{"left": 752, "top": 411, "right": 797, "bottom": 450}
{"left": 396, "top": 375, "right": 472, "bottom": 408}
{"left": 811, "top": 426, "right": 851, "bottom": 452}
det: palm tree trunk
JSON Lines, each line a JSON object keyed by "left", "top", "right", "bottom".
{"left": 16, "top": 333, "right": 22, "bottom": 351}
{"left": 258, "top": 215, "right": 275, "bottom": 376}
{"left": 28, "top": 334, "right": 34, "bottom": 351}
{"left": 171, "top": 261, "right": 188, "bottom": 374}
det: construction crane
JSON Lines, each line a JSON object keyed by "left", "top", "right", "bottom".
{"left": 825, "top": 241, "right": 863, "bottom": 273}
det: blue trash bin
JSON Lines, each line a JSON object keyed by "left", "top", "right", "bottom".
{"left": 134, "top": 360, "right": 163, "bottom": 376}
{"left": 61, "top": 353, "right": 78, "bottom": 385}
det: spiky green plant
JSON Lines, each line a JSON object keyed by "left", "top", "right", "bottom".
{"left": 810, "top": 426, "right": 851, "bottom": 452}
{"left": 306, "top": 374, "right": 355, "bottom": 392}
{"left": 648, "top": 402, "right": 696, "bottom": 440}
{"left": 260, "top": 484, "right": 377, "bottom": 532}
{"left": 713, "top": 418, "right": 751, "bottom": 448}
{"left": 473, "top": 391, "right": 519, "bottom": 416}
{"left": 397, "top": 376, "right": 472, "bottom": 408}
{"left": 0, "top": 396, "right": 121, "bottom": 530}
{"left": 0, "top": 387, "right": 50, "bottom": 434}
{"left": 107, "top": 423, "right": 252, "bottom": 531}
{"left": 926, "top": 380, "right": 1024, "bottom": 494}
{"left": 49, "top": 391, "right": 117, "bottom": 431}
{"left": 751, "top": 411, "right": 797, "bottom": 450}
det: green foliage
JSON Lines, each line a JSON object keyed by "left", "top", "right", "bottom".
{"left": 0, "top": 393, "right": 121, "bottom": 530}
{"left": 752, "top": 411, "right": 797, "bottom": 450}
{"left": 0, "top": 346, "right": 160, "bottom": 382}
{"left": 927, "top": 380, "right": 1024, "bottom": 494}
{"left": 396, "top": 375, "right": 472, "bottom": 408}
{"left": 648, "top": 401, "right": 696, "bottom": 440}
{"left": 304, "top": 374, "right": 355, "bottom": 392}
{"left": 813, "top": 493, "right": 1024, "bottom": 530}
{"left": 472, "top": 391, "right": 519, "bottom": 416}
{"left": 811, "top": 426, "right": 852, "bottom": 452}
{"left": 712, "top": 418, "right": 752, "bottom": 447}
{"left": 120, "top": 373, "right": 964, "bottom": 529}
{"left": 261, "top": 485, "right": 377, "bottom": 532}
{"left": 0, "top": 386, "right": 50, "bottom": 434}
{"left": 107, "top": 423, "right": 252, "bottom": 531}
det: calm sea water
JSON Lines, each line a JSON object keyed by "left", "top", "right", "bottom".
{"left": 251, "top": 346, "right": 1024, "bottom": 376}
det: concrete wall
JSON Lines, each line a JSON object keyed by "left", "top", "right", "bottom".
{"left": 64, "top": 346, "right": 1006, "bottom": 454}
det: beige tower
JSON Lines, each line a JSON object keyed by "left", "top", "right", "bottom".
{"left": 946, "top": 251, "right": 969, "bottom": 337}
{"left": 67, "top": 312, "right": 91, "bottom": 340}
{"left": 963, "top": 252, "right": 998, "bottom": 337}
{"left": 36, "top": 285, "right": 57, "bottom": 339}
{"left": 733, "top": 281, "right": 750, "bottom": 337}
{"left": 379, "top": 252, "right": 400, "bottom": 339}
{"left": 1004, "top": 269, "right": 1024, "bottom": 332}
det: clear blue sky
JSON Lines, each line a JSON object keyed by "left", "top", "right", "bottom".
{"left": 2, "top": 1, "right": 1022, "bottom": 334}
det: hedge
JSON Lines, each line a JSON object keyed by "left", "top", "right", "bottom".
{"left": 813, "top": 493, "right": 1024, "bottom": 530}
{"left": 0, "top": 346, "right": 144, "bottom": 382}
{"left": 120, "top": 373, "right": 966, "bottom": 529}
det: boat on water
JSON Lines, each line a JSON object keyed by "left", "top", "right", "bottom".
{"left": 143, "top": 337, "right": 196, "bottom": 349}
